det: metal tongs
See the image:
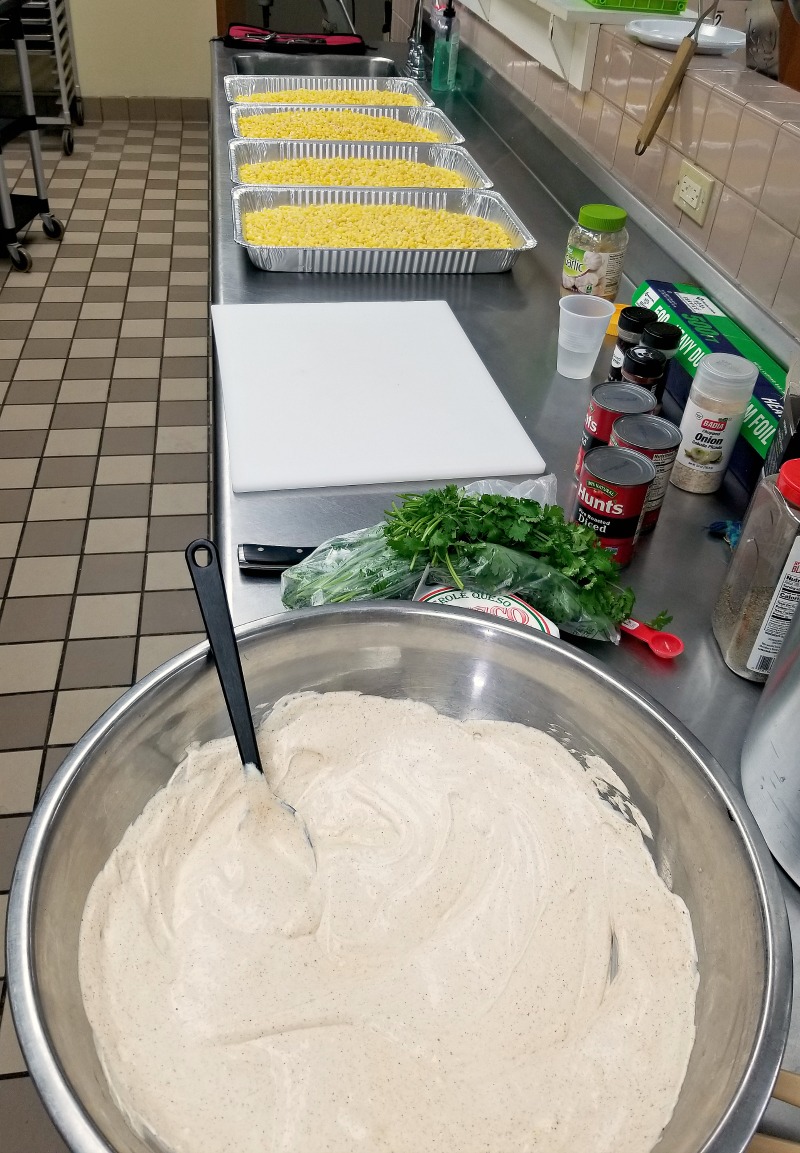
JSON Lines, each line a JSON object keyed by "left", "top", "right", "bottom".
{"left": 635, "top": 1, "right": 719, "bottom": 156}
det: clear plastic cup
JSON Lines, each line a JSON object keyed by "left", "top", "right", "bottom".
{"left": 557, "top": 295, "right": 616, "bottom": 379}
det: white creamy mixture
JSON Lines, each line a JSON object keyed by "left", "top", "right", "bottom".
{"left": 79, "top": 692, "right": 697, "bottom": 1153}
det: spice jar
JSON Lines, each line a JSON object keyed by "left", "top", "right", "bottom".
{"left": 620, "top": 346, "right": 667, "bottom": 402}
{"left": 670, "top": 354, "right": 758, "bottom": 494}
{"left": 641, "top": 322, "right": 682, "bottom": 404}
{"left": 608, "top": 307, "right": 659, "bottom": 381}
{"left": 561, "top": 204, "right": 628, "bottom": 302}
{"left": 712, "top": 459, "right": 800, "bottom": 681}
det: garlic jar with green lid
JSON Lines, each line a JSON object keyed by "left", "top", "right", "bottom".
{"left": 561, "top": 204, "right": 629, "bottom": 302}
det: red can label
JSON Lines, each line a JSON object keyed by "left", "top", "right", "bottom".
{"left": 610, "top": 431, "right": 678, "bottom": 532}
{"left": 574, "top": 460, "right": 653, "bottom": 566}
{"left": 574, "top": 388, "right": 656, "bottom": 478}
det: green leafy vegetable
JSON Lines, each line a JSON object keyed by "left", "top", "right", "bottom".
{"left": 645, "top": 610, "right": 673, "bottom": 631}
{"left": 384, "top": 485, "right": 634, "bottom": 625}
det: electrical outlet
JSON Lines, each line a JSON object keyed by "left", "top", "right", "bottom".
{"left": 673, "top": 160, "right": 716, "bottom": 226}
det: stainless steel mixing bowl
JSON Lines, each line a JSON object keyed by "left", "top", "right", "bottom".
{"left": 6, "top": 603, "right": 793, "bottom": 1153}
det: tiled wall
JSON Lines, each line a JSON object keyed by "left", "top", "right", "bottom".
{"left": 392, "top": 2, "right": 800, "bottom": 342}
{"left": 80, "top": 98, "right": 210, "bottom": 124}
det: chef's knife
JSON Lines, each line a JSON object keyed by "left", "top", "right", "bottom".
{"left": 237, "top": 544, "right": 317, "bottom": 574}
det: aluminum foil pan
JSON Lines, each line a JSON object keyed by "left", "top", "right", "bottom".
{"left": 230, "top": 103, "right": 464, "bottom": 144}
{"left": 224, "top": 74, "right": 434, "bottom": 108}
{"left": 231, "top": 185, "right": 536, "bottom": 274}
{"left": 229, "top": 140, "right": 493, "bottom": 189}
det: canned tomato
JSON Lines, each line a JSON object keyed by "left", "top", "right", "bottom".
{"left": 574, "top": 382, "right": 657, "bottom": 477}
{"left": 573, "top": 444, "right": 656, "bottom": 566}
{"left": 610, "top": 414, "right": 682, "bottom": 533}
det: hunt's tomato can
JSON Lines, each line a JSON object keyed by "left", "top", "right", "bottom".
{"left": 610, "top": 414, "right": 682, "bottom": 533}
{"left": 573, "top": 445, "right": 656, "bottom": 566}
{"left": 574, "top": 382, "right": 657, "bottom": 477}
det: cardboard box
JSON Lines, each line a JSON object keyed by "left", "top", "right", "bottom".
{"left": 631, "top": 280, "right": 787, "bottom": 491}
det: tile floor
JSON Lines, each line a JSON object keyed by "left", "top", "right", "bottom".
{"left": 0, "top": 117, "right": 211, "bottom": 1150}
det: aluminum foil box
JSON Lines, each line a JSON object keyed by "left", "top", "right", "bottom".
{"left": 632, "top": 280, "right": 787, "bottom": 491}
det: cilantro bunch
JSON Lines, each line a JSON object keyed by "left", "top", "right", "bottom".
{"left": 384, "top": 486, "right": 634, "bottom": 625}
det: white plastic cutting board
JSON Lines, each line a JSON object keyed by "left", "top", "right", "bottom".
{"left": 211, "top": 300, "right": 545, "bottom": 493}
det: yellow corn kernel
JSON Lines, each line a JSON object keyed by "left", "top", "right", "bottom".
{"left": 241, "top": 203, "right": 511, "bottom": 249}
{"left": 235, "top": 89, "right": 419, "bottom": 107}
{"left": 237, "top": 109, "right": 440, "bottom": 143}
{"left": 237, "top": 157, "right": 469, "bottom": 188}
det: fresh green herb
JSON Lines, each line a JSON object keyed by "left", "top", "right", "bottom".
{"left": 384, "top": 485, "right": 635, "bottom": 624}
{"left": 645, "top": 610, "right": 673, "bottom": 631}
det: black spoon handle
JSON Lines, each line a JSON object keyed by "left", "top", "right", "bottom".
{"left": 185, "top": 538, "right": 263, "bottom": 773}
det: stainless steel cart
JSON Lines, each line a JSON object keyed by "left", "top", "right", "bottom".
{"left": 0, "top": 0, "right": 65, "bottom": 270}
{"left": 14, "top": 0, "right": 82, "bottom": 154}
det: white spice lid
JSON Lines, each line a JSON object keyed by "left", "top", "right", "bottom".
{"left": 693, "top": 353, "right": 759, "bottom": 405}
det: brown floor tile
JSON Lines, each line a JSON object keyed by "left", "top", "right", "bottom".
{"left": 100, "top": 426, "right": 155, "bottom": 455}
{"left": 46, "top": 273, "right": 90, "bottom": 288}
{"left": 63, "top": 357, "right": 114, "bottom": 379}
{"left": 129, "top": 272, "right": 170, "bottom": 288}
{"left": 60, "top": 636, "right": 136, "bottom": 688}
{"left": 0, "top": 748, "right": 41, "bottom": 813}
{"left": 35, "top": 303, "right": 82, "bottom": 320}
{"left": 0, "top": 430, "right": 47, "bottom": 458}
{"left": 36, "top": 456, "right": 96, "bottom": 487}
{"left": 166, "top": 284, "right": 207, "bottom": 301}
{"left": 74, "top": 319, "right": 121, "bottom": 338}
{"left": 0, "top": 557, "right": 11, "bottom": 596}
{"left": 140, "top": 588, "right": 201, "bottom": 634}
{"left": 108, "top": 379, "right": 159, "bottom": 402}
{"left": 0, "top": 490, "right": 30, "bottom": 521}
{"left": 0, "top": 1076, "right": 69, "bottom": 1151}
{"left": 157, "top": 400, "right": 207, "bottom": 426}
{"left": 50, "top": 403, "right": 106, "bottom": 430}
{"left": 83, "top": 286, "right": 127, "bottom": 303}
{"left": 0, "top": 813, "right": 34, "bottom": 880}
{"left": 160, "top": 356, "right": 206, "bottom": 378}
{"left": 78, "top": 552, "right": 144, "bottom": 594}
{"left": 90, "top": 484, "right": 150, "bottom": 518}
{"left": 0, "top": 287, "right": 43, "bottom": 303}
{"left": 153, "top": 453, "right": 207, "bottom": 483}
{"left": 165, "top": 318, "right": 207, "bottom": 337}
{"left": 147, "top": 514, "right": 207, "bottom": 552}
{"left": 0, "top": 595, "right": 71, "bottom": 642}
{"left": 0, "top": 319, "right": 30, "bottom": 339}
{"left": 18, "top": 519, "right": 85, "bottom": 556}
{"left": 123, "top": 301, "right": 167, "bottom": 320}
{"left": 21, "top": 337, "right": 73, "bottom": 359}
{"left": 5, "top": 380, "right": 60, "bottom": 404}
{"left": 115, "top": 337, "right": 162, "bottom": 357}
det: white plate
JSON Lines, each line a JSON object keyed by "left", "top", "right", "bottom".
{"left": 625, "top": 17, "right": 745, "bottom": 54}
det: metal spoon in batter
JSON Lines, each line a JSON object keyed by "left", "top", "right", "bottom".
{"left": 185, "top": 538, "right": 315, "bottom": 856}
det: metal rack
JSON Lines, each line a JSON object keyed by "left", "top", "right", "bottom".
{"left": 6, "top": 0, "right": 82, "bottom": 154}
{"left": 0, "top": 0, "right": 65, "bottom": 270}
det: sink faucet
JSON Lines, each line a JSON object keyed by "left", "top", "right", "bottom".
{"left": 405, "top": 0, "right": 427, "bottom": 80}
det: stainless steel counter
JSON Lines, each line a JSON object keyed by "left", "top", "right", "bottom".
{"left": 210, "top": 42, "right": 800, "bottom": 1133}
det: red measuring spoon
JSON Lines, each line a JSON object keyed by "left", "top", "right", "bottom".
{"left": 620, "top": 618, "right": 684, "bottom": 659}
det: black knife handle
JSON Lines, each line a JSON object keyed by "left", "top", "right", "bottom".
{"left": 238, "top": 544, "right": 317, "bottom": 573}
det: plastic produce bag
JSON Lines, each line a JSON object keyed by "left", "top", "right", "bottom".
{"left": 434, "top": 543, "right": 620, "bottom": 640}
{"left": 281, "top": 524, "right": 425, "bottom": 607}
{"left": 281, "top": 524, "right": 622, "bottom": 643}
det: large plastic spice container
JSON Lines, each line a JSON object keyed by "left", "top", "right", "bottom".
{"left": 670, "top": 354, "right": 758, "bottom": 494}
{"left": 561, "top": 204, "right": 628, "bottom": 302}
{"left": 712, "top": 458, "right": 800, "bottom": 681}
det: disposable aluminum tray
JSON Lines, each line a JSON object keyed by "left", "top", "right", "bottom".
{"left": 231, "top": 185, "right": 536, "bottom": 274}
{"left": 228, "top": 140, "right": 493, "bottom": 189}
{"left": 230, "top": 103, "right": 464, "bottom": 144}
{"left": 224, "top": 74, "right": 434, "bottom": 108}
